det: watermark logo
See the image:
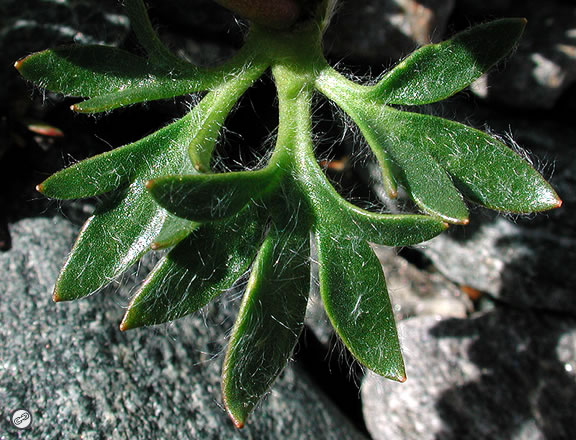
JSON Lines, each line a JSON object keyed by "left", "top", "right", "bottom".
{"left": 11, "top": 409, "right": 32, "bottom": 430}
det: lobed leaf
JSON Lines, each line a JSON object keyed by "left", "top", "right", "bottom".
{"left": 368, "top": 18, "right": 527, "bottom": 105}
{"left": 53, "top": 182, "right": 167, "bottom": 301}
{"left": 52, "top": 110, "right": 202, "bottom": 301}
{"left": 222, "top": 221, "right": 310, "bottom": 428}
{"left": 15, "top": 45, "right": 209, "bottom": 109}
{"left": 187, "top": 66, "right": 269, "bottom": 172}
{"left": 148, "top": 167, "right": 278, "bottom": 222}
{"left": 316, "top": 230, "right": 405, "bottom": 380}
{"left": 15, "top": 45, "right": 261, "bottom": 113}
{"left": 38, "top": 113, "right": 197, "bottom": 199}
{"left": 316, "top": 78, "right": 469, "bottom": 223}
{"left": 359, "top": 117, "right": 470, "bottom": 224}
{"left": 383, "top": 108, "right": 562, "bottom": 212}
{"left": 120, "top": 205, "right": 265, "bottom": 329}
{"left": 298, "top": 153, "right": 448, "bottom": 243}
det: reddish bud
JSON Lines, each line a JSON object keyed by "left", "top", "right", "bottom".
{"left": 212, "top": 0, "right": 302, "bottom": 29}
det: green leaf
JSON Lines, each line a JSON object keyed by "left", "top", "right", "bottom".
{"left": 15, "top": 45, "right": 204, "bottom": 103}
{"left": 186, "top": 65, "right": 269, "bottom": 172}
{"left": 365, "top": 126, "right": 469, "bottom": 224}
{"left": 15, "top": 45, "right": 257, "bottom": 113}
{"left": 367, "top": 134, "right": 469, "bottom": 224}
{"left": 53, "top": 182, "right": 167, "bottom": 301}
{"left": 384, "top": 109, "right": 562, "bottom": 212}
{"left": 148, "top": 167, "right": 278, "bottom": 222}
{"left": 316, "top": 79, "right": 469, "bottom": 223}
{"left": 222, "top": 221, "right": 310, "bottom": 428}
{"left": 368, "top": 18, "right": 527, "bottom": 105}
{"left": 150, "top": 213, "right": 197, "bottom": 250}
{"left": 38, "top": 113, "right": 196, "bottom": 199}
{"left": 52, "top": 111, "right": 202, "bottom": 301}
{"left": 120, "top": 205, "right": 265, "bottom": 329}
{"left": 316, "top": 230, "right": 405, "bottom": 380}
{"left": 298, "top": 153, "right": 448, "bottom": 243}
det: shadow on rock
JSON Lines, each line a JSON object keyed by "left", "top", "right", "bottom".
{"left": 430, "top": 307, "right": 576, "bottom": 439}
{"left": 429, "top": 233, "right": 576, "bottom": 440}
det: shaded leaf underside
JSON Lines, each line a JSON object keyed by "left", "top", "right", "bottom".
{"left": 222, "top": 220, "right": 310, "bottom": 427}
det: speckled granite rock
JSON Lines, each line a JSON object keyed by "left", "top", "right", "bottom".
{"left": 362, "top": 309, "right": 576, "bottom": 440}
{"left": 0, "top": 217, "right": 366, "bottom": 440}
{"left": 419, "top": 213, "right": 576, "bottom": 315}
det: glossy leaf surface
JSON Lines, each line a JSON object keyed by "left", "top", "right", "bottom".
{"left": 52, "top": 115, "right": 199, "bottom": 301}
{"left": 38, "top": 114, "right": 195, "bottom": 199}
{"left": 315, "top": 67, "right": 559, "bottom": 221}
{"left": 355, "top": 106, "right": 470, "bottom": 224}
{"left": 54, "top": 183, "right": 167, "bottom": 301}
{"left": 16, "top": 46, "right": 206, "bottom": 111}
{"left": 151, "top": 213, "right": 198, "bottom": 250}
{"left": 121, "top": 206, "right": 264, "bottom": 329}
{"left": 368, "top": 18, "right": 527, "bottom": 105}
{"left": 384, "top": 108, "right": 562, "bottom": 212}
{"left": 316, "top": 231, "right": 404, "bottom": 380}
{"left": 222, "top": 222, "right": 310, "bottom": 428}
{"left": 296, "top": 149, "right": 449, "bottom": 243}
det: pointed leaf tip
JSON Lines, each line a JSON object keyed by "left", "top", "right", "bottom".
{"left": 554, "top": 197, "right": 563, "bottom": 208}
{"left": 14, "top": 56, "right": 30, "bottom": 71}
{"left": 226, "top": 410, "right": 245, "bottom": 429}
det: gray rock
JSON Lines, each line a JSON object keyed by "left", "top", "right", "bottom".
{"left": 373, "top": 246, "right": 472, "bottom": 321}
{"left": 378, "top": 101, "right": 576, "bottom": 316}
{"left": 420, "top": 207, "right": 576, "bottom": 315}
{"left": 0, "top": 217, "right": 365, "bottom": 439}
{"left": 325, "top": 0, "right": 455, "bottom": 62}
{"left": 362, "top": 309, "right": 576, "bottom": 440}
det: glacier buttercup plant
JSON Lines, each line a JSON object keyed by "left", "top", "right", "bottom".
{"left": 16, "top": 0, "right": 560, "bottom": 427}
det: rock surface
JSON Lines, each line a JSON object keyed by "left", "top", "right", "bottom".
{"left": 0, "top": 218, "right": 365, "bottom": 439}
{"left": 374, "top": 247, "right": 472, "bottom": 320}
{"left": 362, "top": 310, "right": 576, "bottom": 440}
